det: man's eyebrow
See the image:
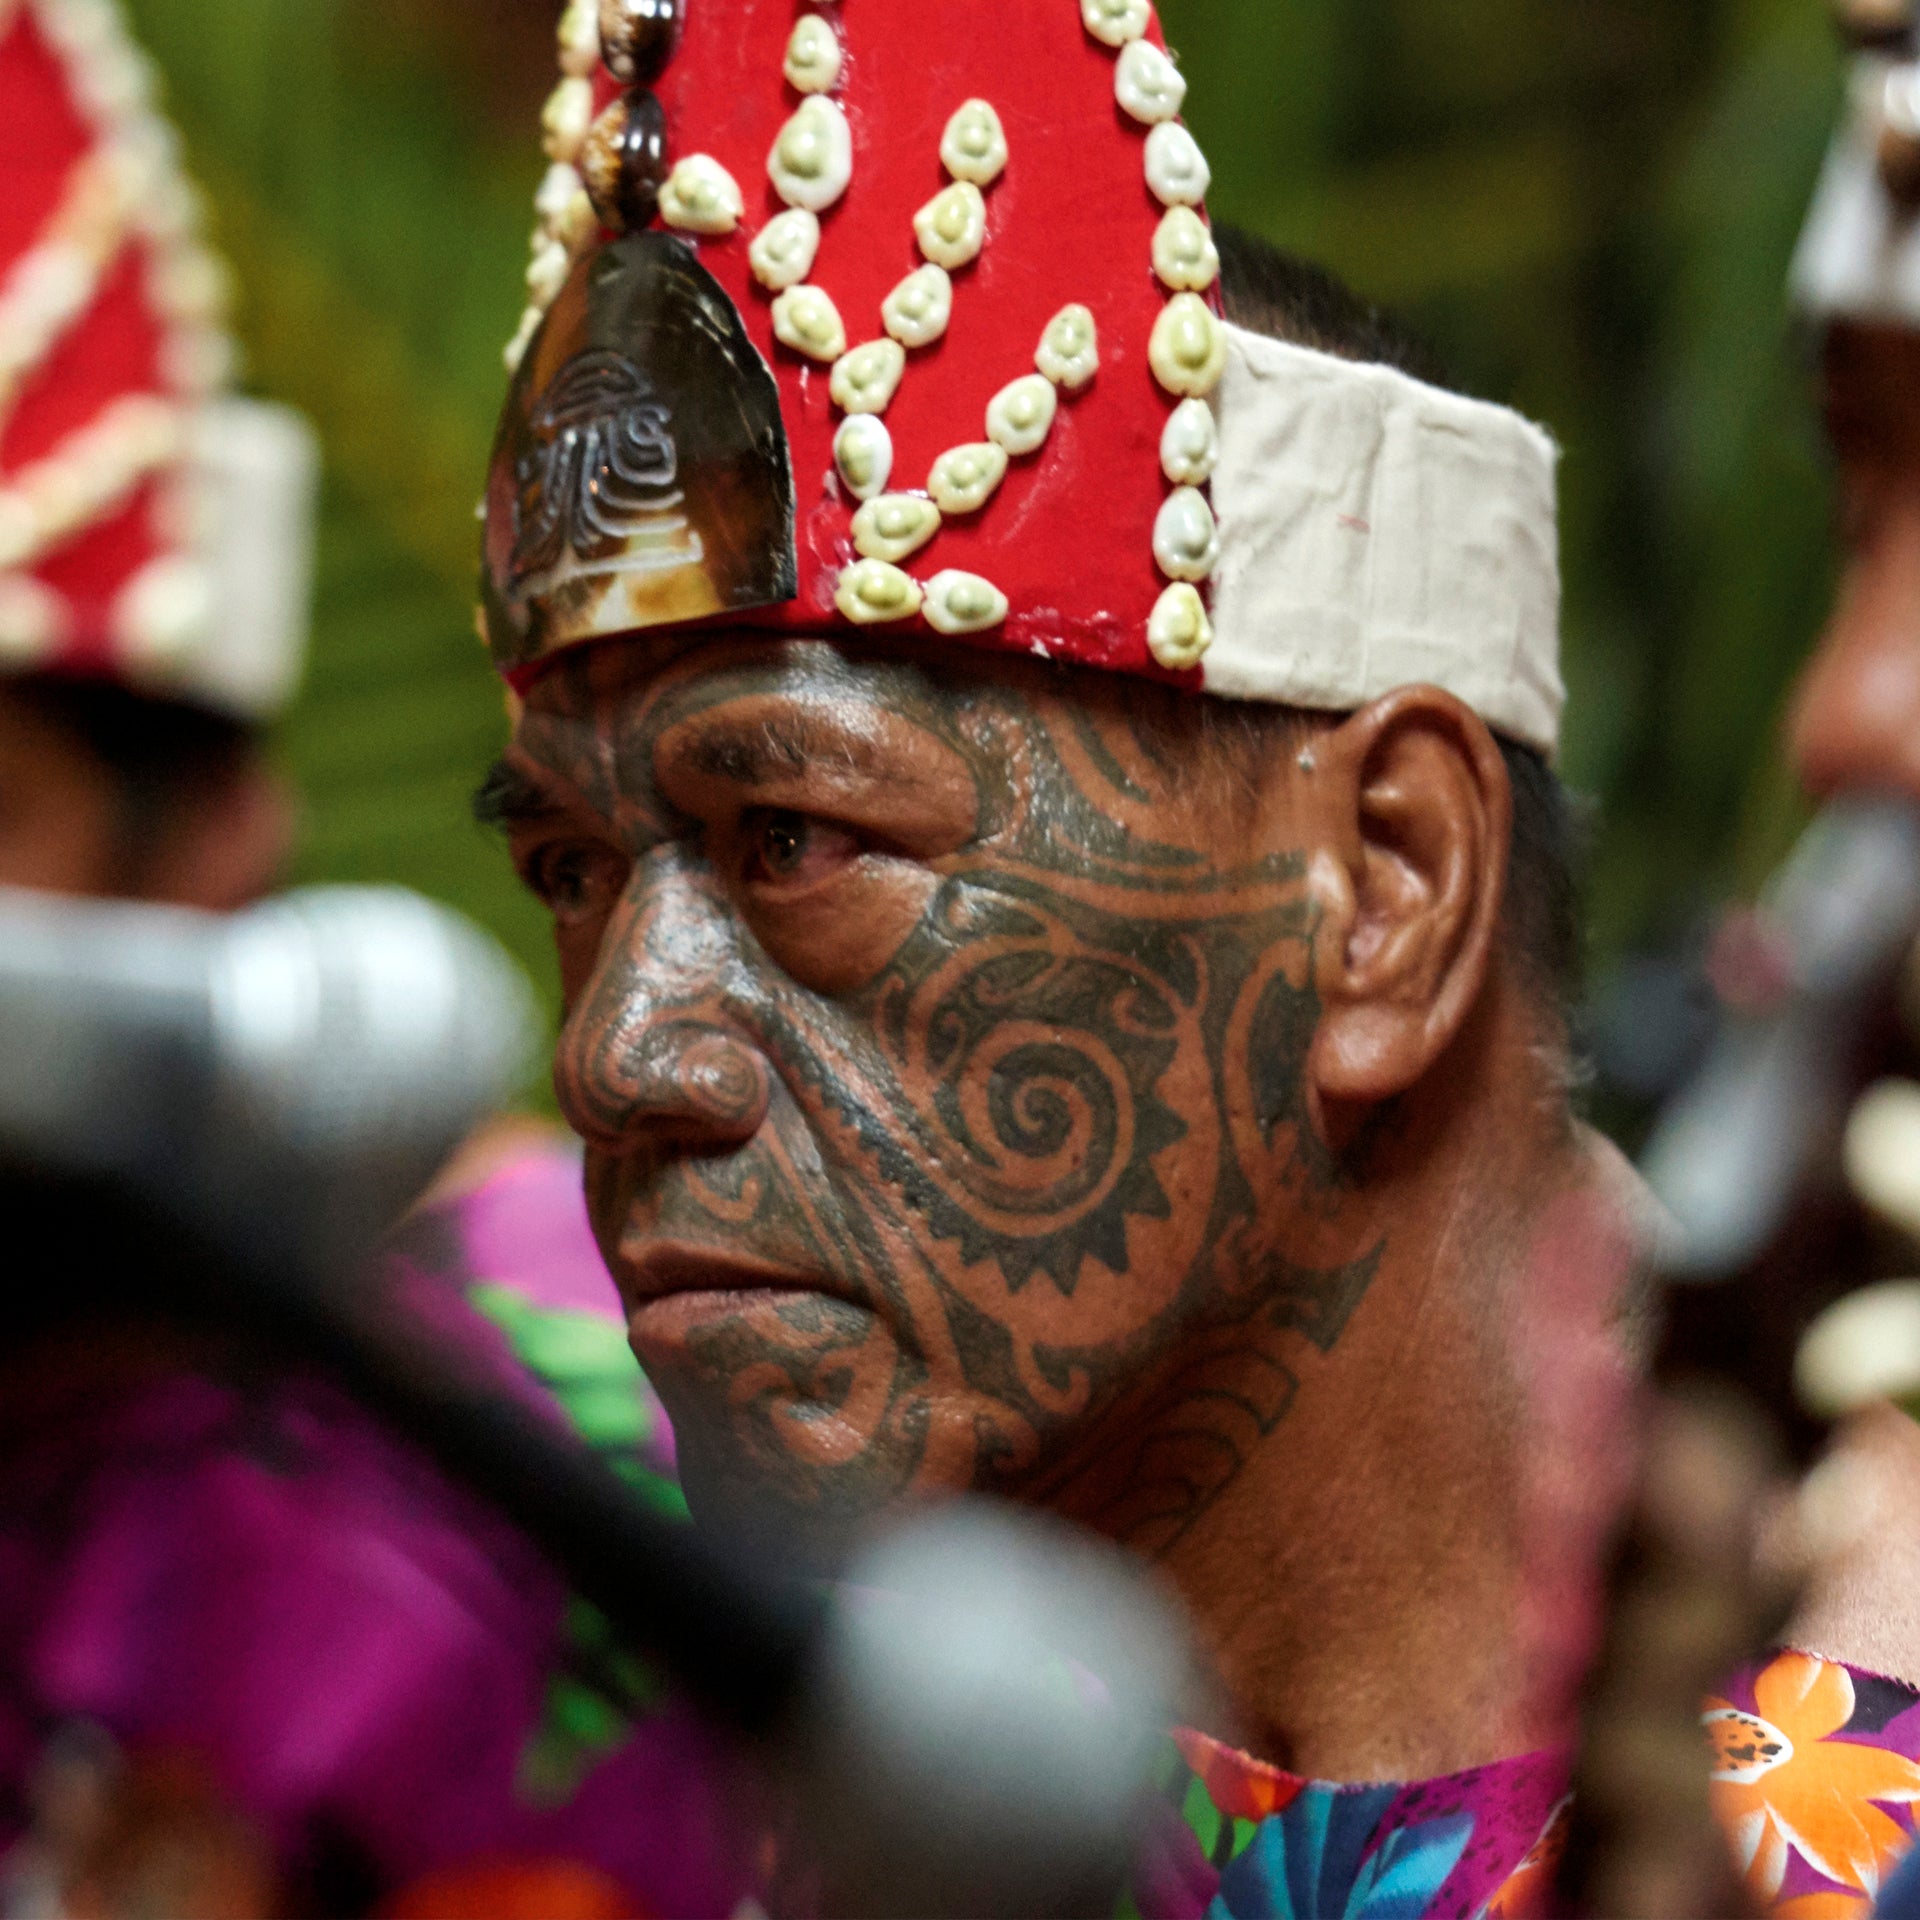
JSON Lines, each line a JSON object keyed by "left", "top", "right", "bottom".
{"left": 683, "top": 714, "right": 884, "bottom": 785}
{"left": 472, "top": 758, "right": 564, "bottom": 830}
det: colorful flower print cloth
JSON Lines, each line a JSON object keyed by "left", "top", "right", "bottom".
{"left": 1125, "top": 1728, "right": 1571, "bottom": 1920}
{"left": 0, "top": 1137, "right": 756, "bottom": 1919}
{"left": 1708, "top": 1650, "right": 1920, "bottom": 1919}
{"left": 1128, "top": 1649, "right": 1920, "bottom": 1920}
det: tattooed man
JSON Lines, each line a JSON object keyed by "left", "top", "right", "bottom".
{"left": 474, "top": 2, "right": 1628, "bottom": 1911}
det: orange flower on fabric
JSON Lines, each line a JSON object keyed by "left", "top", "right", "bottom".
{"left": 1705, "top": 1652, "right": 1920, "bottom": 1904}
{"left": 1171, "top": 1729, "right": 1305, "bottom": 1824}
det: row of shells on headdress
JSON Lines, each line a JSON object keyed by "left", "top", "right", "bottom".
{"left": 517, "top": 0, "right": 1223, "bottom": 671}
{"left": 0, "top": 0, "right": 242, "bottom": 673}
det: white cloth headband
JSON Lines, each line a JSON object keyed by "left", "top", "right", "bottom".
{"left": 1794, "top": 58, "right": 1920, "bottom": 328}
{"left": 1207, "top": 324, "right": 1565, "bottom": 758}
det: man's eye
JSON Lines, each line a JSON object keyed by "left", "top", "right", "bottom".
{"left": 744, "top": 810, "right": 860, "bottom": 889}
{"left": 761, "top": 811, "right": 807, "bottom": 879}
{"left": 528, "top": 843, "right": 626, "bottom": 922}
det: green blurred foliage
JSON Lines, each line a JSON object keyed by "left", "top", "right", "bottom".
{"left": 122, "top": 0, "right": 1849, "bottom": 1059}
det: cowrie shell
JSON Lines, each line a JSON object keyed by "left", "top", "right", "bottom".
{"left": 883, "top": 264, "right": 954, "bottom": 348}
{"left": 750, "top": 208, "right": 822, "bottom": 291}
{"left": 1154, "top": 487, "right": 1220, "bottom": 582}
{"left": 837, "top": 559, "right": 925, "bottom": 625}
{"left": 772, "top": 284, "right": 847, "bottom": 361}
{"left": 835, "top": 416, "right": 894, "bottom": 501}
{"left": 914, "top": 182, "right": 988, "bottom": 270}
{"left": 1150, "top": 293, "right": 1226, "bottom": 397}
{"left": 659, "top": 154, "right": 744, "bottom": 233}
{"left": 1036, "top": 304, "right": 1099, "bottom": 389}
{"left": 1145, "top": 123, "right": 1210, "bottom": 206}
{"left": 852, "top": 492, "right": 942, "bottom": 562}
{"left": 1152, "top": 206, "right": 1220, "bottom": 292}
{"left": 1148, "top": 583, "right": 1213, "bottom": 670}
{"left": 924, "top": 570, "right": 1010, "bottom": 635}
{"left": 541, "top": 77, "right": 595, "bottom": 163}
{"left": 942, "top": 100, "right": 1009, "bottom": 187}
{"left": 832, "top": 339, "right": 908, "bottom": 415}
{"left": 928, "top": 442, "right": 1009, "bottom": 515}
{"left": 769, "top": 96, "right": 853, "bottom": 212}
{"left": 986, "top": 374, "right": 1058, "bottom": 456}
{"left": 1160, "top": 398, "right": 1219, "bottom": 485}
{"left": 785, "top": 14, "right": 842, "bottom": 93}
{"left": 1081, "top": 0, "right": 1152, "bottom": 47}
{"left": 557, "top": 0, "right": 601, "bottom": 77}
{"left": 1115, "top": 40, "right": 1186, "bottom": 123}
{"left": 526, "top": 239, "right": 571, "bottom": 307}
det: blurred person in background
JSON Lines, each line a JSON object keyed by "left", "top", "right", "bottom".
{"left": 1568, "top": 4, "right": 1920, "bottom": 1914}
{"left": 475, "top": 3, "right": 1641, "bottom": 1914}
{"left": 0, "top": 4, "right": 748, "bottom": 1915}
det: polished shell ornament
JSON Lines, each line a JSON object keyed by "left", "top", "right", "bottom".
{"left": 1150, "top": 293, "right": 1226, "bottom": 396}
{"left": 1081, "top": 0, "right": 1152, "bottom": 47}
{"left": 1114, "top": 40, "right": 1185, "bottom": 123}
{"left": 483, "top": 233, "right": 797, "bottom": 672}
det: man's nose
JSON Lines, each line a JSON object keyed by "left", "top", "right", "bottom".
{"left": 554, "top": 853, "right": 773, "bottom": 1156}
{"left": 1791, "top": 502, "right": 1920, "bottom": 802}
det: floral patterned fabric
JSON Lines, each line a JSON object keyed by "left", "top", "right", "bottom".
{"left": 0, "top": 1140, "right": 753, "bottom": 1918}
{"left": 1708, "top": 1651, "right": 1920, "bottom": 1919}
{"left": 1127, "top": 1650, "right": 1920, "bottom": 1920}
{"left": 1123, "top": 1729, "right": 1570, "bottom": 1920}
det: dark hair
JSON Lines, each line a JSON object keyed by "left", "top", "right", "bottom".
{"left": 1, "top": 674, "right": 257, "bottom": 887}
{"left": 1203, "top": 226, "right": 1586, "bottom": 1026}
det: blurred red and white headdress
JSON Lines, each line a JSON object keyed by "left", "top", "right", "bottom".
{"left": 481, "top": 0, "right": 1564, "bottom": 756}
{"left": 1795, "top": 0, "right": 1920, "bottom": 326}
{"left": 0, "top": 0, "right": 317, "bottom": 719}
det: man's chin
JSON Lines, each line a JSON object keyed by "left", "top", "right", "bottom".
{"left": 645, "top": 1373, "right": 923, "bottom": 1574}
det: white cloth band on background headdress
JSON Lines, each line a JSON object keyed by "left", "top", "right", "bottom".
{"left": 1794, "top": 57, "right": 1920, "bottom": 327}
{"left": 1207, "top": 325, "right": 1565, "bottom": 757}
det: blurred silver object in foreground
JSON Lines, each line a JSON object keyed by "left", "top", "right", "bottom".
{"left": 0, "top": 883, "right": 540, "bottom": 1255}
{"left": 1641, "top": 795, "right": 1920, "bottom": 1279}
{"left": 800, "top": 1500, "right": 1191, "bottom": 1918}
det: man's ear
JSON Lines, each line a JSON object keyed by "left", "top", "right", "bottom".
{"left": 1300, "top": 686, "right": 1512, "bottom": 1106}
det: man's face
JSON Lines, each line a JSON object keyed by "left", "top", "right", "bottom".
{"left": 0, "top": 685, "right": 123, "bottom": 895}
{"left": 500, "top": 636, "right": 1354, "bottom": 1554}
{"left": 1792, "top": 323, "right": 1920, "bottom": 797}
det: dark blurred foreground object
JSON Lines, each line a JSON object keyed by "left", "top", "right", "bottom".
{"left": 0, "top": 884, "right": 1189, "bottom": 1919}
{"left": 1560, "top": 797, "right": 1920, "bottom": 1918}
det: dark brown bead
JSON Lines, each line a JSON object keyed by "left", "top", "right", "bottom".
{"left": 581, "top": 88, "right": 670, "bottom": 232}
{"left": 1883, "top": 121, "right": 1920, "bottom": 207}
{"left": 598, "top": 0, "right": 684, "bottom": 87}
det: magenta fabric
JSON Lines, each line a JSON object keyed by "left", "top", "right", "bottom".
{"left": 0, "top": 1141, "right": 748, "bottom": 1917}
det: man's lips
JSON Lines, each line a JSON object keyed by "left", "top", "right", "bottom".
{"left": 616, "top": 1240, "right": 847, "bottom": 1348}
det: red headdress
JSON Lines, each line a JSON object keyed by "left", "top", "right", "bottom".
{"left": 0, "top": 0, "right": 316, "bottom": 718}
{"left": 484, "top": 0, "right": 1565, "bottom": 755}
